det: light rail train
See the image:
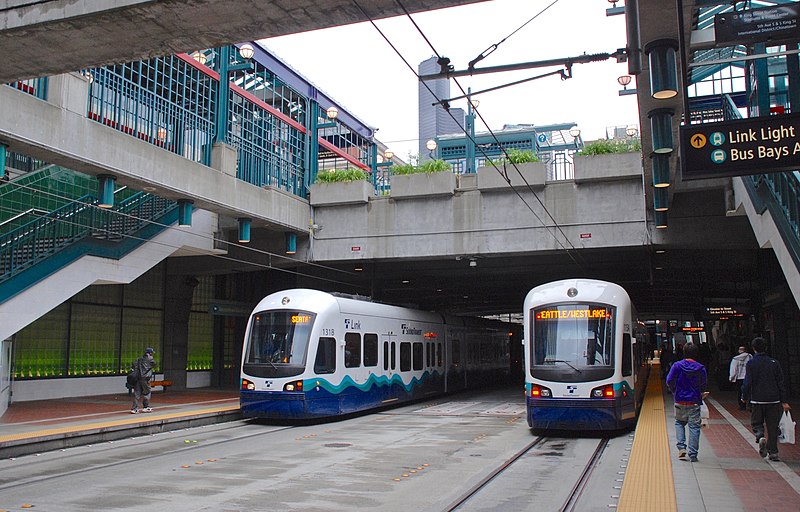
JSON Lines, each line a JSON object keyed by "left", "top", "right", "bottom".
{"left": 523, "top": 279, "right": 649, "bottom": 431}
{"left": 240, "top": 289, "right": 514, "bottom": 420}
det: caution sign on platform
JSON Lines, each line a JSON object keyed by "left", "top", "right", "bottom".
{"left": 680, "top": 112, "right": 800, "bottom": 180}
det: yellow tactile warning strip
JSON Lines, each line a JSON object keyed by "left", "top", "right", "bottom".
{"left": 617, "top": 365, "right": 677, "bottom": 512}
{"left": 0, "top": 404, "right": 239, "bottom": 444}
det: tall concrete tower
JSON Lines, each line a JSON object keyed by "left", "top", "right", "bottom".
{"left": 418, "top": 56, "right": 465, "bottom": 158}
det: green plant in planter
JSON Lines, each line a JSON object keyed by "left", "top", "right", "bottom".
{"left": 392, "top": 160, "right": 452, "bottom": 175}
{"left": 314, "top": 167, "right": 369, "bottom": 183}
{"left": 576, "top": 138, "right": 641, "bottom": 156}
{"left": 490, "top": 148, "right": 540, "bottom": 165}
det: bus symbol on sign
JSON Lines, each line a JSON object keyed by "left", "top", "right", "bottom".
{"left": 690, "top": 134, "right": 707, "bottom": 149}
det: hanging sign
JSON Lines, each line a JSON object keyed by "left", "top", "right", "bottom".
{"left": 715, "top": 4, "right": 800, "bottom": 46}
{"left": 681, "top": 112, "right": 800, "bottom": 180}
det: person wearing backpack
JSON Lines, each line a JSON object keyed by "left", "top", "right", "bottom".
{"left": 130, "top": 347, "right": 156, "bottom": 414}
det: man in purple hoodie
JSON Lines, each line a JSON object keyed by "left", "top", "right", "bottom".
{"left": 666, "top": 342, "right": 708, "bottom": 462}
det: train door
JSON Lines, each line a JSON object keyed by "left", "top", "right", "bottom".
{"left": 382, "top": 334, "right": 397, "bottom": 398}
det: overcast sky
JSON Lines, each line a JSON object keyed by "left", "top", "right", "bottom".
{"left": 264, "top": 0, "right": 640, "bottom": 161}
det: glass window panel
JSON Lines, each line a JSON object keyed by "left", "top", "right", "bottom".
{"left": 124, "top": 263, "right": 164, "bottom": 308}
{"left": 345, "top": 332, "right": 361, "bottom": 368}
{"left": 69, "top": 304, "right": 120, "bottom": 376}
{"left": 122, "top": 309, "right": 162, "bottom": 373}
{"left": 13, "top": 303, "right": 69, "bottom": 378}
{"left": 413, "top": 342, "right": 423, "bottom": 371}
{"left": 400, "top": 342, "right": 411, "bottom": 372}
{"left": 314, "top": 337, "right": 336, "bottom": 374}
{"left": 532, "top": 304, "right": 615, "bottom": 368}
{"left": 364, "top": 334, "right": 378, "bottom": 367}
{"left": 73, "top": 284, "right": 122, "bottom": 306}
{"left": 187, "top": 311, "right": 213, "bottom": 371}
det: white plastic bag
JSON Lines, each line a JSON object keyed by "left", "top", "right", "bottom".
{"left": 700, "top": 402, "right": 709, "bottom": 428}
{"left": 779, "top": 411, "right": 795, "bottom": 444}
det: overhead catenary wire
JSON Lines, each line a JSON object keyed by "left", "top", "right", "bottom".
{"left": 376, "top": 0, "right": 588, "bottom": 270}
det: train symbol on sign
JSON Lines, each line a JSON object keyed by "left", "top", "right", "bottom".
{"left": 710, "top": 132, "right": 725, "bottom": 146}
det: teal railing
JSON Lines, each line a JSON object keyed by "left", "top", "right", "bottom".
{"left": 0, "top": 192, "right": 175, "bottom": 284}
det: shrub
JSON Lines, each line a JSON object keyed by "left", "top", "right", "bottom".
{"left": 391, "top": 160, "right": 452, "bottom": 175}
{"left": 576, "top": 139, "right": 641, "bottom": 156}
{"left": 490, "top": 148, "right": 540, "bottom": 165}
{"left": 314, "top": 168, "right": 368, "bottom": 183}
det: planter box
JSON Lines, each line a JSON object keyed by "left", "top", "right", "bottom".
{"left": 309, "top": 180, "right": 374, "bottom": 206}
{"left": 477, "top": 162, "right": 545, "bottom": 191}
{"left": 391, "top": 171, "right": 456, "bottom": 199}
{"left": 573, "top": 152, "right": 642, "bottom": 183}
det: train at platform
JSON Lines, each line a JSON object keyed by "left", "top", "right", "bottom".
{"left": 240, "top": 289, "right": 514, "bottom": 420}
{"left": 522, "top": 279, "right": 649, "bottom": 431}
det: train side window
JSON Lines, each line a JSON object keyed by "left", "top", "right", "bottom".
{"left": 400, "top": 342, "right": 411, "bottom": 371}
{"left": 364, "top": 334, "right": 378, "bottom": 367}
{"left": 622, "top": 334, "right": 632, "bottom": 377}
{"left": 391, "top": 342, "right": 397, "bottom": 370}
{"left": 437, "top": 343, "right": 443, "bottom": 366}
{"left": 314, "top": 337, "right": 336, "bottom": 374}
{"left": 413, "top": 342, "right": 424, "bottom": 371}
{"left": 383, "top": 342, "right": 389, "bottom": 371}
{"left": 426, "top": 342, "right": 431, "bottom": 367}
{"left": 345, "top": 332, "right": 361, "bottom": 368}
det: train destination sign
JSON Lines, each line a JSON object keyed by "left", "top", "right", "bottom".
{"left": 680, "top": 112, "right": 800, "bottom": 180}
{"left": 535, "top": 308, "right": 612, "bottom": 320}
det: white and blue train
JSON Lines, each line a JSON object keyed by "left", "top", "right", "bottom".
{"left": 523, "top": 279, "right": 649, "bottom": 431}
{"left": 240, "top": 289, "right": 514, "bottom": 420}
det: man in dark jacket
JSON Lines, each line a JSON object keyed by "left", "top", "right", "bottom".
{"left": 666, "top": 342, "right": 708, "bottom": 462}
{"left": 744, "top": 337, "right": 791, "bottom": 461}
{"left": 131, "top": 347, "right": 156, "bottom": 414}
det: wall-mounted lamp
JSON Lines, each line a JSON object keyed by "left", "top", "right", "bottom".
{"left": 82, "top": 71, "right": 94, "bottom": 84}
{"left": 618, "top": 75, "right": 636, "bottom": 96}
{"left": 651, "top": 154, "right": 670, "bottom": 187}
{"left": 648, "top": 108, "right": 674, "bottom": 154}
{"left": 285, "top": 232, "right": 297, "bottom": 254}
{"left": 625, "top": 125, "right": 638, "bottom": 138}
{"left": 645, "top": 39, "right": 679, "bottom": 100}
{"left": 426, "top": 139, "right": 438, "bottom": 159}
{"left": 568, "top": 126, "right": 581, "bottom": 138}
{"left": 97, "top": 174, "right": 116, "bottom": 208}
{"left": 607, "top": 0, "right": 625, "bottom": 16}
{"left": 238, "top": 218, "right": 251, "bottom": 243}
{"left": 326, "top": 106, "right": 339, "bottom": 120}
{"left": 469, "top": 258, "right": 477, "bottom": 268}
{"left": 157, "top": 127, "right": 168, "bottom": 141}
{"left": 238, "top": 43, "right": 255, "bottom": 60}
{"left": 178, "top": 200, "right": 193, "bottom": 227}
{"left": 654, "top": 187, "right": 669, "bottom": 211}
{"left": 654, "top": 210, "right": 668, "bottom": 229}
{"left": 191, "top": 51, "right": 208, "bottom": 65}
{"left": 384, "top": 149, "right": 394, "bottom": 160}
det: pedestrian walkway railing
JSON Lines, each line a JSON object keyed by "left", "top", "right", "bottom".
{"left": 0, "top": 191, "right": 176, "bottom": 287}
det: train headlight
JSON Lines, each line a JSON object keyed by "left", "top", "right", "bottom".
{"left": 531, "top": 385, "right": 552, "bottom": 398}
{"left": 241, "top": 379, "right": 255, "bottom": 391}
{"left": 284, "top": 380, "right": 304, "bottom": 392}
{"left": 591, "top": 385, "right": 615, "bottom": 398}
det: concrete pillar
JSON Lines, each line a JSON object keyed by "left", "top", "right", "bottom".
{"left": 162, "top": 274, "right": 198, "bottom": 390}
{"left": 211, "top": 142, "right": 238, "bottom": 177}
{"left": 47, "top": 72, "right": 90, "bottom": 115}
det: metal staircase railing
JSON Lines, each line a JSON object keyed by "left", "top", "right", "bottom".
{"left": 0, "top": 192, "right": 176, "bottom": 284}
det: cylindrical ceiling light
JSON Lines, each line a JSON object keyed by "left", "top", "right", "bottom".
{"left": 97, "top": 174, "right": 116, "bottom": 208}
{"left": 648, "top": 108, "right": 674, "bottom": 154}
{"left": 238, "top": 218, "right": 252, "bottom": 243}
{"left": 645, "top": 39, "right": 679, "bottom": 100}
{"left": 651, "top": 154, "right": 671, "bottom": 187}
{"left": 178, "top": 200, "right": 193, "bottom": 227}
{"left": 655, "top": 210, "right": 669, "bottom": 229}
{"left": 654, "top": 186, "right": 670, "bottom": 212}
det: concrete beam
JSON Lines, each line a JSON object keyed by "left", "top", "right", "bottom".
{"left": 0, "top": 84, "right": 309, "bottom": 231}
{"left": 0, "top": 0, "right": 488, "bottom": 83}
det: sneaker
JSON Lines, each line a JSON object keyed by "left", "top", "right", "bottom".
{"left": 759, "top": 438, "right": 768, "bottom": 458}
{"left": 689, "top": 456, "right": 698, "bottom": 462}
{"left": 142, "top": 407, "right": 153, "bottom": 413}
{"left": 130, "top": 409, "right": 138, "bottom": 414}
{"left": 678, "top": 449, "right": 687, "bottom": 460}
{"left": 769, "top": 454, "right": 780, "bottom": 462}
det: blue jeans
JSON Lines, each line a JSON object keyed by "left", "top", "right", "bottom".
{"left": 675, "top": 403, "right": 701, "bottom": 458}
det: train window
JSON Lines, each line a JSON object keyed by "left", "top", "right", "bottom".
{"left": 314, "top": 337, "right": 336, "bottom": 374}
{"left": 437, "top": 343, "right": 443, "bottom": 366}
{"left": 532, "top": 304, "right": 615, "bottom": 369}
{"left": 400, "top": 342, "right": 411, "bottom": 371}
{"left": 364, "top": 334, "right": 378, "bottom": 367}
{"left": 426, "top": 342, "right": 431, "bottom": 367}
{"left": 383, "top": 342, "right": 389, "bottom": 371}
{"left": 345, "top": 332, "right": 361, "bottom": 368}
{"left": 413, "top": 342, "right": 424, "bottom": 370}
{"left": 622, "top": 334, "right": 632, "bottom": 377}
{"left": 391, "top": 342, "right": 396, "bottom": 370}
{"left": 451, "top": 340, "right": 461, "bottom": 367}
{"left": 245, "top": 310, "right": 315, "bottom": 366}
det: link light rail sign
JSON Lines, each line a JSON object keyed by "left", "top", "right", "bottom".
{"left": 680, "top": 113, "right": 800, "bottom": 180}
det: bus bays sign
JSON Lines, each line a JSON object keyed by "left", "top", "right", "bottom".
{"left": 680, "top": 112, "right": 800, "bottom": 180}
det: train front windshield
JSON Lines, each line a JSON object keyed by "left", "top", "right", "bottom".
{"left": 531, "top": 304, "right": 616, "bottom": 382}
{"left": 243, "top": 311, "right": 315, "bottom": 377}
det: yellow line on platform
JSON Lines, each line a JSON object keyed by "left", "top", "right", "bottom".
{"left": 0, "top": 404, "right": 240, "bottom": 444}
{"left": 617, "top": 365, "right": 676, "bottom": 512}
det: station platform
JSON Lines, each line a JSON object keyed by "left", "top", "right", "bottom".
{"left": 1, "top": 369, "right": 799, "bottom": 511}
{"left": 0, "top": 388, "right": 240, "bottom": 458}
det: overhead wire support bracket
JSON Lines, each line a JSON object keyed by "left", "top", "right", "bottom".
{"left": 419, "top": 50, "right": 623, "bottom": 82}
